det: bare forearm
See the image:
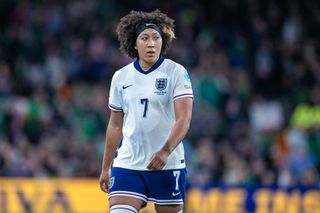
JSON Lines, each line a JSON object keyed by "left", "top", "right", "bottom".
{"left": 147, "top": 118, "right": 190, "bottom": 171}
{"left": 101, "top": 126, "right": 122, "bottom": 170}
{"left": 161, "top": 117, "right": 190, "bottom": 154}
{"left": 161, "top": 98, "right": 193, "bottom": 155}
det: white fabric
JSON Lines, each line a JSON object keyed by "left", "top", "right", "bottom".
{"left": 108, "top": 58, "right": 193, "bottom": 170}
{"left": 110, "top": 204, "right": 138, "bottom": 213}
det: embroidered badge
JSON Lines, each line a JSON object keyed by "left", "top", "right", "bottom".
{"left": 109, "top": 177, "right": 115, "bottom": 189}
{"left": 155, "top": 78, "right": 167, "bottom": 91}
{"left": 184, "top": 71, "right": 191, "bottom": 83}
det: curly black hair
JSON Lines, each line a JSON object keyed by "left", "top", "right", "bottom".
{"left": 116, "top": 10, "right": 175, "bottom": 58}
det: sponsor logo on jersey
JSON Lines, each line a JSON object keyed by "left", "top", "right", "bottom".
{"left": 122, "top": 84, "right": 133, "bottom": 89}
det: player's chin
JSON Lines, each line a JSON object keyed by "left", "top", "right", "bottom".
{"left": 145, "top": 54, "right": 158, "bottom": 62}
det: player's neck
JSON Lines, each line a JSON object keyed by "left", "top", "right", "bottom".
{"left": 139, "top": 58, "right": 158, "bottom": 71}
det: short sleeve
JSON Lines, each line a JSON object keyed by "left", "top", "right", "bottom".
{"left": 108, "top": 72, "right": 123, "bottom": 111}
{"left": 173, "top": 67, "right": 194, "bottom": 101}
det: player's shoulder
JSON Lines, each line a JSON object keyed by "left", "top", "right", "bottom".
{"left": 117, "top": 62, "right": 134, "bottom": 74}
{"left": 163, "top": 58, "right": 186, "bottom": 73}
{"left": 113, "top": 62, "right": 134, "bottom": 79}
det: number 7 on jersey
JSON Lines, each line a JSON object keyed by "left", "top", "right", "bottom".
{"left": 140, "top": 98, "right": 148, "bottom": 118}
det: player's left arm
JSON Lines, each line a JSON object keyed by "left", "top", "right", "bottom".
{"left": 147, "top": 97, "right": 193, "bottom": 170}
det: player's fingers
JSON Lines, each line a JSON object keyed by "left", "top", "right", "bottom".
{"left": 153, "top": 162, "right": 164, "bottom": 170}
{"left": 148, "top": 158, "right": 165, "bottom": 170}
{"left": 147, "top": 154, "right": 156, "bottom": 170}
{"left": 153, "top": 158, "right": 166, "bottom": 170}
{"left": 100, "top": 181, "right": 105, "bottom": 192}
{"left": 100, "top": 180, "right": 109, "bottom": 193}
{"left": 152, "top": 162, "right": 160, "bottom": 170}
{"left": 104, "top": 182, "right": 109, "bottom": 192}
{"left": 147, "top": 161, "right": 155, "bottom": 170}
{"left": 158, "top": 161, "right": 165, "bottom": 169}
{"left": 147, "top": 153, "right": 166, "bottom": 170}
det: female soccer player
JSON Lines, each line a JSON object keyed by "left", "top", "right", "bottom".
{"left": 99, "top": 10, "right": 193, "bottom": 213}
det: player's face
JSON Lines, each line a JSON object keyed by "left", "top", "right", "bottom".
{"left": 135, "top": 28, "right": 162, "bottom": 70}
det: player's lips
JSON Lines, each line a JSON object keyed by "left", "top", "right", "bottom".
{"left": 146, "top": 51, "right": 156, "bottom": 55}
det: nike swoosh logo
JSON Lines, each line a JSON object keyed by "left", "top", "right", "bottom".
{"left": 172, "top": 191, "right": 181, "bottom": 196}
{"left": 122, "top": 84, "right": 133, "bottom": 89}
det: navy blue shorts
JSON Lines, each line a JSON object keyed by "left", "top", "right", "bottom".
{"left": 108, "top": 167, "right": 187, "bottom": 205}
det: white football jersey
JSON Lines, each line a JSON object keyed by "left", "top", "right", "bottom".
{"left": 108, "top": 56, "right": 193, "bottom": 170}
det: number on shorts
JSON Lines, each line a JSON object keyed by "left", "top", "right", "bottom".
{"left": 173, "top": 170, "right": 180, "bottom": 191}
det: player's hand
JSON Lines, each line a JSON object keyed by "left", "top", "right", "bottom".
{"left": 99, "top": 169, "right": 111, "bottom": 193}
{"left": 147, "top": 149, "right": 169, "bottom": 170}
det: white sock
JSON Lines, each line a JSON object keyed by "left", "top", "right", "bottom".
{"left": 110, "top": 204, "right": 138, "bottom": 213}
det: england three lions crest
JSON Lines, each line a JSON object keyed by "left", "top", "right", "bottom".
{"left": 155, "top": 78, "right": 167, "bottom": 91}
{"left": 154, "top": 78, "right": 167, "bottom": 95}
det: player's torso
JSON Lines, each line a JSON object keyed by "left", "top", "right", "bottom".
{"left": 113, "top": 59, "right": 185, "bottom": 170}
{"left": 119, "top": 63, "right": 174, "bottom": 120}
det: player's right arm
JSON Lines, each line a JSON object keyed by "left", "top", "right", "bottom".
{"left": 99, "top": 110, "right": 123, "bottom": 193}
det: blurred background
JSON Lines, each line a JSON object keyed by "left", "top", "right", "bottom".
{"left": 0, "top": 0, "right": 320, "bottom": 212}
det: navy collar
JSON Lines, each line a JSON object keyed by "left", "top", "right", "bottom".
{"left": 133, "top": 55, "right": 165, "bottom": 74}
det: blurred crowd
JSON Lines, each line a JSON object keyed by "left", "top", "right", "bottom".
{"left": 0, "top": 0, "right": 319, "bottom": 189}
